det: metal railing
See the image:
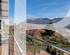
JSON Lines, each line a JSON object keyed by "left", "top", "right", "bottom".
{"left": 27, "top": 35, "right": 70, "bottom": 55}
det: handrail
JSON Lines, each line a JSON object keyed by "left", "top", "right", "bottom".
{"left": 14, "top": 38, "right": 25, "bottom": 55}
{"left": 51, "top": 45, "right": 70, "bottom": 54}
{"left": 27, "top": 35, "right": 70, "bottom": 54}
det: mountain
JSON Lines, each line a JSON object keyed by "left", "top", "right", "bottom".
{"left": 27, "top": 18, "right": 63, "bottom": 24}
{"left": 54, "top": 17, "right": 70, "bottom": 27}
{"left": 64, "top": 24, "right": 70, "bottom": 29}
{"left": 27, "top": 18, "right": 51, "bottom": 24}
{"left": 52, "top": 18, "right": 63, "bottom": 23}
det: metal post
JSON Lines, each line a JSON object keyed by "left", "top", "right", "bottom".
{"left": 8, "top": 26, "right": 14, "bottom": 55}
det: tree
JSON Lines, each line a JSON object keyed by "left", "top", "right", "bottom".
{"left": 41, "top": 29, "right": 55, "bottom": 36}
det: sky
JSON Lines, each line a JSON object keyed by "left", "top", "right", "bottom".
{"left": 9, "top": 0, "right": 15, "bottom": 25}
{"left": 27, "top": 0, "right": 70, "bottom": 19}
{"left": 14, "top": 0, "right": 26, "bottom": 24}
{"left": 9, "top": 0, "right": 26, "bottom": 24}
{"left": 9, "top": 0, "right": 70, "bottom": 24}
{"left": 9, "top": 0, "right": 15, "bottom": 18}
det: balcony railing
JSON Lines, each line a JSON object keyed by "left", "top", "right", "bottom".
{"left": 27, "top": 35, "right": 70, "bottom": 55}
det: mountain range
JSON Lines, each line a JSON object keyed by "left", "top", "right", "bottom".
{"left": 65, "top": 24, "right": 70, "bottom": 29}
{"left": 27, "top": 18, "right": 63, "bottom": 24}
